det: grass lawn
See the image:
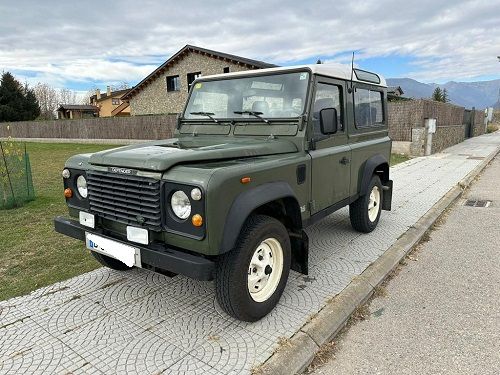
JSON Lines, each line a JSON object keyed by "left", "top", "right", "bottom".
{"left": 0, "top": 142, "right": 119, "bottom": 301}
{"left": 0, "top": 142, "right": 412, "bottom": 302}
{"left": 390, "top": 153, "right": 411, "bottom": 166}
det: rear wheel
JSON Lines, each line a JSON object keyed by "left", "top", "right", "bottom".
{"left": 215, "top": 215, "right": 291, "bottom": 322}
{"left": 350, "top": 175, "right": 383, "bottom": 233}
{"left": 91, "top": 251, "right": 133, "bottom": 271}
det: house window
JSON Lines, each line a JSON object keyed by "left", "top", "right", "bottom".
{"left": 166, "top": 75, "right": 180, "bottom": 92}
{"left": 112, "top": 98, "right": 120, "bottom": 105}
{"left": 187, "top": 72, "right": 201, "bottom": 91}
{"left": 354, "top": 88, "right": 384, "bottom": 128}
{"left": 223, "top": 67, "right": 230, "bottom": 73}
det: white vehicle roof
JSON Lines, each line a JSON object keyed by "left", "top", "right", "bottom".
{"left": 202, "top": 64, "right": 387, "bottom": 87}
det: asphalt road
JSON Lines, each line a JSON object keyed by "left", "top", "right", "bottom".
{"left": 310, "top": 154, "right": 500, "bottom": 375}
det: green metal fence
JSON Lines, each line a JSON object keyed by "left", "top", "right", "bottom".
{"left": 0, "top": 141, "right": 35, "bottom": 209}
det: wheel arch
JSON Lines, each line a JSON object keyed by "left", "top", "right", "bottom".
{"left": 220, "top": 182, "right": 308, "bottom": 274}
{"left": 359, "top": 154, "right": 390, "bottom": 196}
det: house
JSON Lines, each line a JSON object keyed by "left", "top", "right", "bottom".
{"left": 90, "top": 87, "right": 130, "bottom": 117}
{"left": 387, "top": 86, "right": 409, "bottom": 102}
{"left": 119, "top": 45, "right": 277, "bottom": 116}
{"left": 57, "top": 104, "right": 99, "bottom": 119}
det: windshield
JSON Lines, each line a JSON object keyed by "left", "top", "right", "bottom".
{"left": 184, "top": 71, "right": 310, "bottom": 120}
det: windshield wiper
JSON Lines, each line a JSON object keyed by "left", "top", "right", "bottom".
{"left": 233, "top": 111, "right": 269, "bottom": 124}
{"left": 190, "top": 111, "right": 218, "bottom": 123}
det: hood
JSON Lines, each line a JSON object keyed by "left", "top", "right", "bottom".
{"left": 89, "top": 137, "right": 298, "bottom": 171}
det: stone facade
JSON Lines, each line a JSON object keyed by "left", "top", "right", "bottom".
{"left": 472, "top": 109, "right": 486, "bottom": 137}
{"left": 129, "top": 53, "right": 256, "bottom": 116}
{"left": 431, "top": 125, "right": 465, "bottom": 153}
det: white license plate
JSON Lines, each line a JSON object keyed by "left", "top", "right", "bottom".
{"left": 85, "top": 233, "right": 140, "bottom": 268}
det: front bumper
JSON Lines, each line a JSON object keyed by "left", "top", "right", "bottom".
{"left": 54, "top": 216, "right": 215, "bottom": 280}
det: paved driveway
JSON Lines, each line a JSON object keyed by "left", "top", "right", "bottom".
{"left": 1, "top": 133, "right": 499, "bottom": 374}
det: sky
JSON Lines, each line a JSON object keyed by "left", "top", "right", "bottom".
{"left": 1, "top": 0, "right": 499, "bottom": 95}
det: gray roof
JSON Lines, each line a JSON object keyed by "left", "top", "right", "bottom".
{"left": 91, "top": 89, "right": 129, "bottom": 102}
{"left": 57, "top": 104, "right": 99, "bottom": 111}
{"left": 387, "top": 86, "right": 404, "bottom": 95}
{"left": 122, "top": 45, "right": 277, "bottom": 100}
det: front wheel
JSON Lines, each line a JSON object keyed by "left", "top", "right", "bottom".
{"left": 349, "top": 175, "right": 383, "bottom": 233}
{"left": 215, "top": 215, "right": 291, "bottom": 322}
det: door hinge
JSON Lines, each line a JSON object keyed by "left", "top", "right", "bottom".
{"left": 340, "top": 156, "right": 350, "bottom": 165}
{"left": 308, "top": 200, "right": 316, "bottom": 212}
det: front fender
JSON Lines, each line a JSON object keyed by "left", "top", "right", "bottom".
{"left": 220, "top": 181, "right": 298, "bottom": 254}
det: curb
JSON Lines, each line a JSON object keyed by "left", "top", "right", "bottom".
{"left": 258, "top": 143, "right": 500, "bottom": 375}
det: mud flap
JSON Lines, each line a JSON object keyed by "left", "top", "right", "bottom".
{"left": 382, "top": 180, "right": 393, "bottom": 211}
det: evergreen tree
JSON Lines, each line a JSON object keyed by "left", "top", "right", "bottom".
{"left": 0, "top": 72, "right": 41, "bottom": 122}
{"left": 442, "top": 88, "right": 449, "bottom": 103}
{"left": 316, "top": 59, "right": 322, "bottom": 64}
{"left": 23, "top": 85, "right": 40, "bottom": 120}
{"left": 431, "top": 87, "right": 443, "bottom": 102}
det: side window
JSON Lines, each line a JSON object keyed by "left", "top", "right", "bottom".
{"left": 312, "top": 83, "right": 343, "bottom": 141}
{"left": 354, "top": 88, "right": 384, "bottom": 127}
{"left": 166, "top": 75, "right": 180, "bottom": 92}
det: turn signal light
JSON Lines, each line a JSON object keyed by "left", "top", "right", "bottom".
{"left": 240, "top": 176, "right": 251, "bottom": 184}
{"left": 64, "top": 188, "right": 73, "bottom": 198}
{"left": 192, "top": 214, "right": 203, "bottom": 227}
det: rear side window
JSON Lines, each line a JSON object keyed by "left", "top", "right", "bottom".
{"left": 354, "top": 88, "right": 384, "bottom": 127}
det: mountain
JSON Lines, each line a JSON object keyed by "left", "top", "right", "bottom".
{"left": 386, "top": 78, "right": 500, "bottom": 109}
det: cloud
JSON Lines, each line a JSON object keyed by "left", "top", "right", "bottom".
{"left": 1, "top": 0, "right": 499, "bottom": 88}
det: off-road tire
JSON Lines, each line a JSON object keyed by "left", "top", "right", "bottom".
{"left": 91, "top": 251, "right": 133, "bottom": 271}
{"left": 350, "top": 175, "right": 383, "bottom": 233}
{"left": 215, "top": 215, "right": 291, "bottom": 322}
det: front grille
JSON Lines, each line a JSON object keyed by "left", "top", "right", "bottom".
{"left": 87, "top": 171, "right": 162, "bottom": 230}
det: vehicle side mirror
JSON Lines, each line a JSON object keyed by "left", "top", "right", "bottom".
{"left": 319, "top": 108, "right": 338, "bottom": 134}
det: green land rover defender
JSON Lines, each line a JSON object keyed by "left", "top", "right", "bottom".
{"left": 55, "top": 65, "right": 393, "bottom": 322}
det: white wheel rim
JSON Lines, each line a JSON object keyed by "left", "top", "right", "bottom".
{"left": 247, "top": 238, "right": 284, "bottom": 303}
{"left": 368, "top": 185, "right": 381, "bottom": 222}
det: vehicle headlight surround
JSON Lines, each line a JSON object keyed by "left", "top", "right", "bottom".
{"left": 171, "top": 190, "right": 191, "bottom": 220}
{"left": 76, "top": 175, "right": 88, "bottom": 198}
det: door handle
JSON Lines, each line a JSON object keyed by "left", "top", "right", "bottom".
{"left": 340, "top": 157, "right": 350, "bottom": 165}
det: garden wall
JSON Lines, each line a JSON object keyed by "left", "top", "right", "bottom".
{"left": 388, "top": 99, "right": 484, "bottom": 156}
{"left": 0, "top": 114, "right": 178, "bottom": 140}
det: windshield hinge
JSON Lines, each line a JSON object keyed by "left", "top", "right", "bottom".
{"left": 308, "top": 139, "right": 316, "bottom": 150}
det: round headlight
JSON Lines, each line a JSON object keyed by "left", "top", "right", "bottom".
{"left": 76, "top": 175, "right": 88, "bottom": 198}
{"left": 191, "top": 188, "right": 202, "bottom": 201}
{"left": 171, "top": 190, "right": 191, "bottom": 219}
{"left": 62, "top": 169, "right": 71, "bottom": 179}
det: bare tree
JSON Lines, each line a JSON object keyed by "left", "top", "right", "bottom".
{"left": 111, "top": 81, "right": 130, "bottom": 91}
{"left": 33, "top": 83, "right": 58, "bottom": 120}
{"left": 82, "top": 85, "right": 99, "bottom": 105}
{"left": 58, "top": 88, "right": 78, "bottom": 105}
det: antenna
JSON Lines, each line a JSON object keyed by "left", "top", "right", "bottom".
{"left": 348, "top": 52, "right": 355, "bottom": 94}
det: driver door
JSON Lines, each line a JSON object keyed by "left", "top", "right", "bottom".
{"left": 308, "top": 80, "right": 351, "bottom": 214}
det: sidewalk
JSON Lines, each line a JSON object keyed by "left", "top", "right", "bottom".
{"left": 1, "top": 132, "right": 499, "bottom": 374}
{"left": 309, "top": 152, "right": 500, "bottom": 375}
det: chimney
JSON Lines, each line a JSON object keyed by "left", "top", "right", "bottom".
{"left": 106, "top": 86, "right": 111, "bottom": 97}
{"left": 96, "top": 89, "right": 101, "bottom": 100}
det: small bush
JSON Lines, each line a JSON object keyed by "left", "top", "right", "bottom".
{"left": 486, "top": 124, "right": 499, "bottom": 134}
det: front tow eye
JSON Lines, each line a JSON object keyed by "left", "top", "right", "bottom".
{"left": 265, "top": 265, "right": 273, "bottom": 275}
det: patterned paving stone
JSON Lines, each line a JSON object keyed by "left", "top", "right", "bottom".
{"left": 1, "top": 134, "right": 498, "bottom": 374}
